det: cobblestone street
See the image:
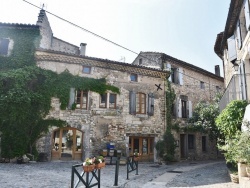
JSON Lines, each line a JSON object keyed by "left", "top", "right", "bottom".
{"left": 0, "top": 160, "right": 240, "bottom": 188}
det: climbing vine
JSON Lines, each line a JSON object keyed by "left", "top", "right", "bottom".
{"left": 0, "top": 26, "right": 119, "bottom": 159}
{"left": 156, "top": 80, "right": 177, "bottom": 162}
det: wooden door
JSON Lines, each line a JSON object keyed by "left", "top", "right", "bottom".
{"left": 129, "top": 137, "right": 154, "bottom": 162}
{"left": 51, "top": 128, "right": 83, "bottom": 160}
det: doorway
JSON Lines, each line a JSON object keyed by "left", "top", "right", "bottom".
{"left": 180, "top": 134, "right": 186, "bottom": 159}
{"left": 51, "top": 128, "right": 83, "bottom": 160}
{"left": 129, "top": 137, "right": 154, "bottom": 162}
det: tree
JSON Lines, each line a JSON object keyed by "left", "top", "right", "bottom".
{"left": 188, "top": 95, "right": 221, "bottom": 140}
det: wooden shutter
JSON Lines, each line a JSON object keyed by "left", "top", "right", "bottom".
{"left": 188, "top": 101, "right": 192, "bottom": 118}
{"left": 240, "top": 62, "right": 247, "bottom": 100}
{"left": 245, "top": 0, "right": 250, "bottom": 30}
{"left": 166, "top": 63, "right": 172, "bottom": 82}
{"left": 177, "top": 98, "right": 182, "bottom": 118}
{"left": 178, "top": 68, "right": 183, "bottom": 85}
{"left": 227, "top": 35, "right": 237, "bottom": 62}
{"left": 147, "top": 93, "right": 154, "bottom": 116}
{"left": 0, "top": 38, "right": 9, "bottom": 55}
{"left": 129, "top": 91, "right": 136, "bottom": 115}
{"left": 236, "top": 21, "right": 242, "bottom": 49}
{"left": 68, "top": 88, "right": 75, "bottom": 109}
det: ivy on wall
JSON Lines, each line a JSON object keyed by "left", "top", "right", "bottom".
{"left": 0, "top": 26, "right": 40, "bottom": 70}
{"left": 155, "top": 80, "right": 177, "bottom": 162}
{"left": 0, "top": 26, "right": 119, "bottom": 159}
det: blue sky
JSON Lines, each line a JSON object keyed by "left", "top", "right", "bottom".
{"left": 0, "top": 0, "right": 230, "bottom": 75}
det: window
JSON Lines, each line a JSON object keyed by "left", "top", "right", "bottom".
{"left": 200, "top": 81, "right": 205, "bottom": 89}
{"left": 0, "top": 38, "right": 10, "bottom": 56}
{"left": 139, "top": 58, "right": 142, "bottom": 65}
{"left": 130, "top": 74, "right": 138, "bottom": 82}
{"left": 181, "top": 100, "right": 187, "bottom": 118}
{"left": 188, "top": 134, "right": 195, "bottom": 150}
{"left": 177, "top": 96, "right": 192, "bottom": 118}
{"left": 170, "top": 67, "right": 183, "bottom": 85}
{"left": 216, "top": 86, "right": 221, "bottom": 92}
{"left": 136, "top": 92, "right": 146, "bottom": 114}
{"left": 75, "top": 90, "right": 88, "bottom": 109}
{"left": 99, "top": 94, "right": 107, "bottom": 108}
{"left": 129, "top": 91, "right": 154, "bottom": 115}
{"left": 202, "top": 136, "right": 207, "bottom": 152}
{"left": 82, "top": 66, "right": 91, "bottom": 74}
{"left": 109, "top": 94, "right": 116, "bottom": 109}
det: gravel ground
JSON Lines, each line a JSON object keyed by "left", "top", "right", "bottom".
{"left": 0, "top": 160, "right": 240, "bottom": 188}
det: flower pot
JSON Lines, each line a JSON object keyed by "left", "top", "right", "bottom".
{"left": 83, "top": 165, "right": 95, "bottom": 172}
{"left": 133, "top": 156, "right": 139, "bottom": 161}
{"left": 95, "top": 162, "right": 106, "bottom": 169}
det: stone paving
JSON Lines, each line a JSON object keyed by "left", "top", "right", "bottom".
{"left": 0, "top": 160, "right": 240, "bottom": 188}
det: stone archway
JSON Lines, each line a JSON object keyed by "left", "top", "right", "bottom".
{"left": 51, "top": 127, "right": 83, "bottom": 160}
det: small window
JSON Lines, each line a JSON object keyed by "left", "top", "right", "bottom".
{"left": 139, "top": 58, "right": 142, "bottom": 65}
{"left": 130, "top": 74, "right": 138, "bottom": 82}
{"left": 76, "top": 90, "right": 88, "bottom": 109}
{"left": 188, "top": 134, "right": 195, "bottom": 150}
{"left": 200, "top": 81, "right": 205, "bottom": 89}
{"left": 109, "top": 94, "right": 116, "bottom": 109}
{"left": 216, "top": 86, "right": 220, "bottom": 92}
{"left": 0, "top": 38, "right": 10, "bottom": 56}
{"left": 82, "top": 66, "right": 91, "bottom": 74}
{"left": 202, "top": 136, "right": 207, "bottom": 152}
{"left": 99, "top": 94, "right": 107, "bottom": 108}
{"left": 171, "top": 68, "right": 176, "bottom": 83}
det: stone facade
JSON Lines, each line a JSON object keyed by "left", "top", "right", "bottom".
{"left": 133, "top": 52, "right": 224, "bottom": 161}
{"left": 36, "top": 50, "right": 168, "bottom": 161}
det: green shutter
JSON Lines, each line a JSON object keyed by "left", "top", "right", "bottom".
{"left": 68, "top": 88, "right": 75, "bottom": 109}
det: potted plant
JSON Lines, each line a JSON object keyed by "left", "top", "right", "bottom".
{"left": 94, "top": 156, "right": 106, "bottom": 169}
{"left": 82, "top": 158, "right": 95, "bottom": 172}
{"left": 133, "top": 151, "right": 140, "bottom": 161}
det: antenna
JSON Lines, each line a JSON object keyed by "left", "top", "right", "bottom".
{"left": 40, "top": 2, "right": 47, "bottom": 10}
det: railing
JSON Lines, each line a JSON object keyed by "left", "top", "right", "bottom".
{"left": 127, "top": 156, "right": 139, "bottom": 180}
{"left": 219, "top": 74, "right": 249, "bottom": 112}
{"left": 71, "top": 164, "right": 101, "bottom": 188}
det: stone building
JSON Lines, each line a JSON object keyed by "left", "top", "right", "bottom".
{"left": 133, "top": 52, "right": 224, "bottom": 160}
{"left": 214, "top": 0, "right": 250, "bottom": 111}
{"left": 1, "top": 8, "right": 224, "bottom": 162}
{"left": 0, "top": 9, "right": 169, "bottom": 162}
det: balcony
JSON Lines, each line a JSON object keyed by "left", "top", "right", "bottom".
{"left": 219, "top": 74, "right": 249, "bottom": 112}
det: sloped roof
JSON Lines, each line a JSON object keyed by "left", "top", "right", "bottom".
{"left": 137, "top": 52, "right": 224, "bottom": 81}
{"left": 35, "top": 49, "right": 170, "bottom": 79}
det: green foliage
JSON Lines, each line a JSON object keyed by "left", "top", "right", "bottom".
{"left": 188, "top": 99, "right": 220, "bottom": 140}
{"left": 216, "top": 100, "right": 248, "bottom": 139}
{"left": 156, "top": 80, "right": 176, "bottom": 162}
{"left": 0, "top": 25, "right": 120, "bottom": 159}
{"left": 216, "top": 100, "right": 249, "bottom": 165}
{"left": 0, "top": 26, "right": 40, "bottom": 71}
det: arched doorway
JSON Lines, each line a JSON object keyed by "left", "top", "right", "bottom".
{"left": 51, "top": 128, "right": 83, "bottom": 160}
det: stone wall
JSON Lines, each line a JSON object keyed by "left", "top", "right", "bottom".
{"left": 36, "top": 52, "right": 167, "bottom": 161}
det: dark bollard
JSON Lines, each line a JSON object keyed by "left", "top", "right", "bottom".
{"left": 114, "top": 157, "right": 120, "bottom": 186}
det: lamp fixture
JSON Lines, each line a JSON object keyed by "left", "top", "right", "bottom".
{"left": 233, "top": 60, "right": 240, "bottom": 72}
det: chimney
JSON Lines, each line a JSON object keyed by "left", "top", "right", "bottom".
{"left": 215, "top": 65, "right": 220, "bottom": 76}
{"left": 80, "top": 43, "right": 87, "bottom": 56}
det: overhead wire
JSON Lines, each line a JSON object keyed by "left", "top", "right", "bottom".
{"left": 22, "top": 0, "right": 223, "bottom": 89}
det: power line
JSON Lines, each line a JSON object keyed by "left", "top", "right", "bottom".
{"left": 22, "top": 0, "right": 222, "bottom": 88}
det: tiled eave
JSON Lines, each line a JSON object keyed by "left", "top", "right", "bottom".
{"left": 0, "top": 22, "right": 39, "bottom": 29}
{"left": 35, "top": 49, "right": 170, "bottom": 79}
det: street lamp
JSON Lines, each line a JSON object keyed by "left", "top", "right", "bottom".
{"left": 233, "top": 60, "right": 240, "bottom": 72}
